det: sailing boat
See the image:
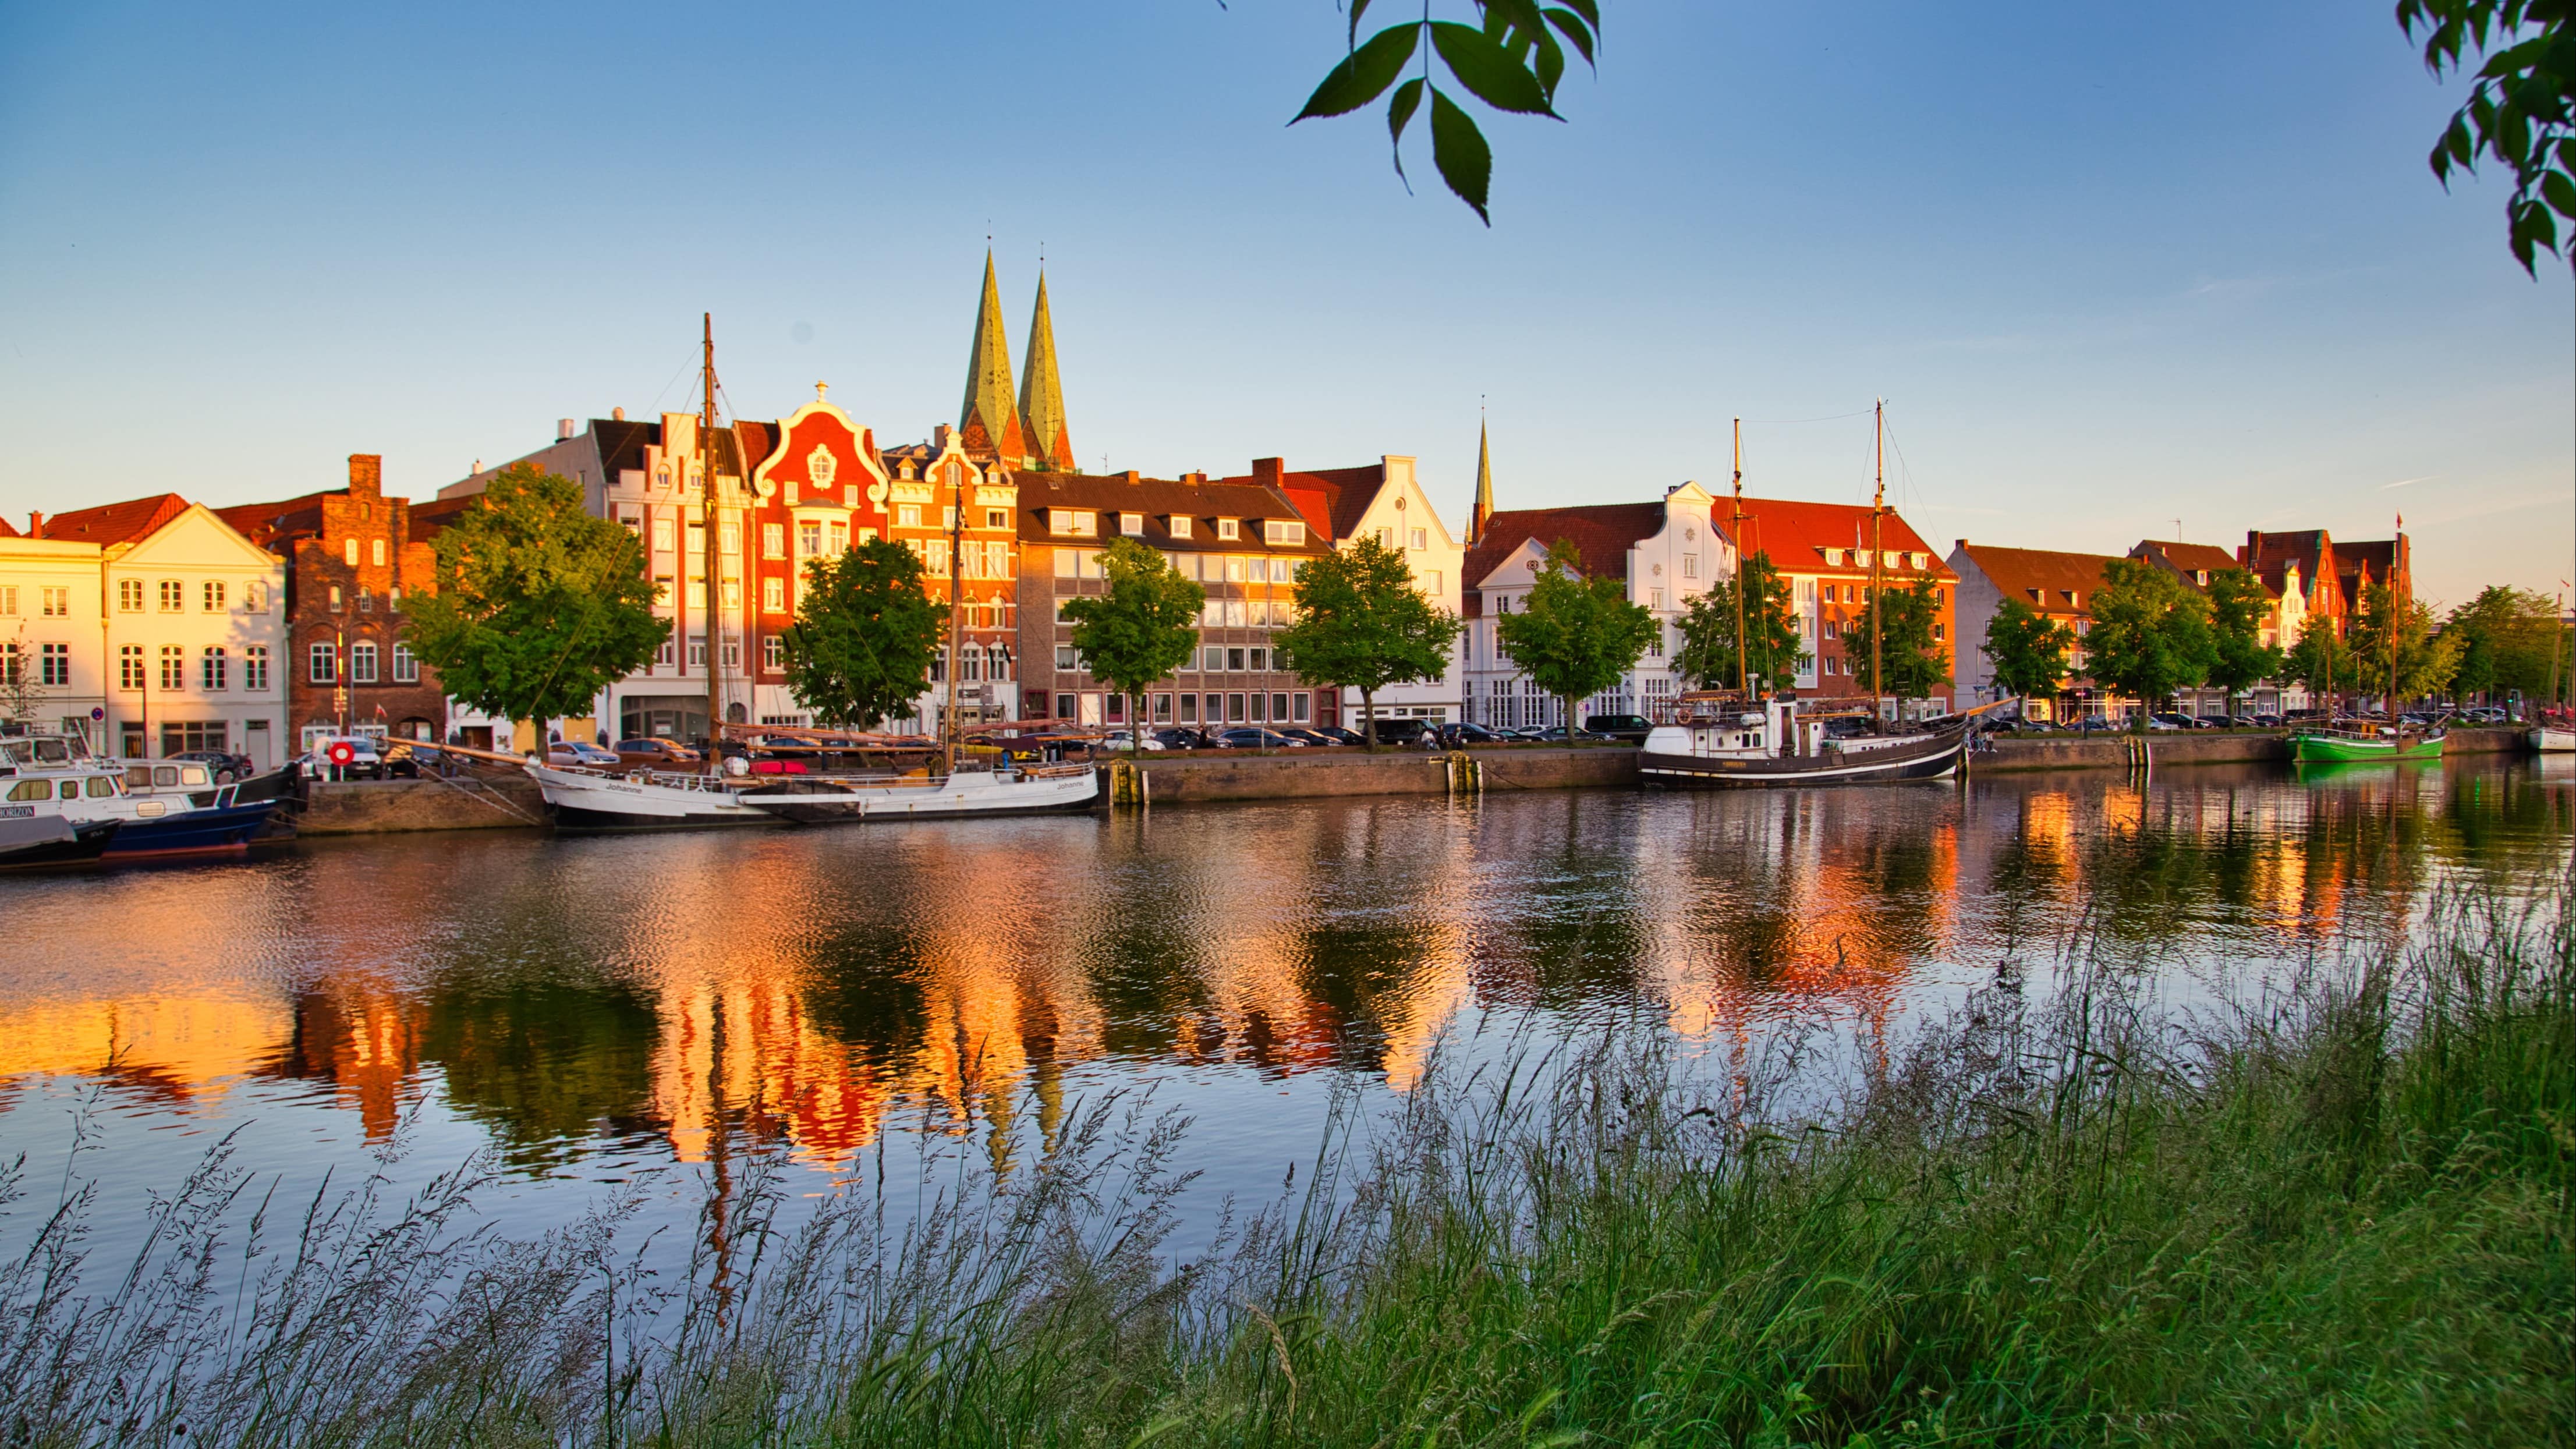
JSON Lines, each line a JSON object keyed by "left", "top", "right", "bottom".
{"left": 2291, "top": 513, "right": 2443, "bottom": 764}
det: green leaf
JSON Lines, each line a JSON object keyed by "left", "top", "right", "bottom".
{"left": 2542, "top": 168, "right": 2576, "bottom": 219}
{"left": 1533, "top": 24, "right": 1565, "bottom": 100}
{"left": 1485, "top": 0, "right": 1550, "bottom": 50}
{"left": 1544, "top": 8, "right": 1597, "bottom": 69}
{"left": 1347, "top": 0, "right": 1372, "bottom": 49}
{"left": 1555, "top": 0, "right": 1601, "bottom": 36}
{"left": 1388, "top": 76, "right": 1426, "bottom": 186}
{"left": 1429, "top": 85, "right": 1494, "bottom": 224}
{"left": 1429, "top": 21, "right": 1559, "bottom": 116}
{"left": 1293, "top": 23, "right": 1422, "bottom": 122}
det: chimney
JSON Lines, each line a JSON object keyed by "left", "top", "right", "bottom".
{"left": 557, "top": 419, "right": 577, "bottom": 441}
{"left": 934, "top": 423, "right": 955, "bottom": 451}
{"left": 612, "top": 406, "right": 626, "bottom": 422}
{"left": 27, "top": 511, "right": 42, "bottom": 537}
{"left": 1123, "top": 470, "right": 1141, "bottom": 486}
{"left": 348, "top": 454, "right": 383, "bottom": 493}
{"left": 1179, "top": 470, "right": 1206, "bottom": 487}
{"left": 1252, "top": 457, "right": 1284, "bottom": 488}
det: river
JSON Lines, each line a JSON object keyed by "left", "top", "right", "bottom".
{"left": 2, "top": 756, "right": 2569, "bottom": 1267}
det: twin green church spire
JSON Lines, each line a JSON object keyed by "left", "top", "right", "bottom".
{"left": 957, "top": 251, "right": 1074, "bottom": 472}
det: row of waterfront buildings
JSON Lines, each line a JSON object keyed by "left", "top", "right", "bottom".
{"left": 0, "top": 258, "right": 2415, "bottom": 764}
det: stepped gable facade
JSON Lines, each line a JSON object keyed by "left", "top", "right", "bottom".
{"left": 1013, "top": 467, "right": 1331, "bottom": 731}
{"left": 2128, "top": 538, "right": 2302, "bottom": 649}
{"left": 218, "top": 454, "right": 451, "bottom": 750}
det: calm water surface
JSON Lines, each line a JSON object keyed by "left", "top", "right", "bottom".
{"left": 4, "top": 757, "right": 2570, "bottom": 1261}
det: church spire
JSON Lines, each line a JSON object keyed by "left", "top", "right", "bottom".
{"left": 1019, "top": 270, "right": 1074, "bottom": 472}
{"left": 958, "top": 251, "right": 1026, "bottom": 465}
{"left": 1470, "top": 416, "right": 1494, "bottom": 544}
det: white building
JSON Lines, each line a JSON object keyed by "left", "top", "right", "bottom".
{"left": 1234, "top": 453, "right": 1466, "bottom": 728}
{"left": 3, "top": 497, "right": 288, "bottom": 764}
{"left": 1459, "top": 480, "right": 1731, "bottom": 729}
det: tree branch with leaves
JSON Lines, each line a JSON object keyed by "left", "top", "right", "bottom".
{"left": 1671, "top": 551, "right": 1806, "bottom": 693}
{"left": 781, "top": 538, "right": 948, "bottom": 731}
{"left": 1492, "top": 540, "right": 1656, "bottom": 737}
{"left": 1276, "top": 536, "right": 1462, "bottom": 749}
{"left": 2398, "top": 0, "right": 2575, "bottom": 271}
{"left": 1292, "top": 0, "right": 1601, "bottom": 224}
{"left": 1061, "top": 538, "right": 1209, "bottom": 754}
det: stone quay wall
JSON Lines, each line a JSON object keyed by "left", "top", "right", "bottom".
{"left": 1109, "top": 746, "right": 1637, "bottom": 805}
{"left": 293, "top": 773, "right": 548, "bottom": 834}
{"left": 1980, "top": 725, "right": 2527, "bottom": 774}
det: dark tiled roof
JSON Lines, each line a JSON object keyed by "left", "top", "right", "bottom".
{"left": 1463, "top": 502, "right": 1667, "bottom": 590}
{"left": 214, "top": 493, "right": 332, "bottom": 549}
{"left": 2243, "top": 529, "right": 2328, "bottom": 579}
{"left": 41, "top": 493, "right": 191, "bottom": 545}
{"left": 1011, "top": 471, "right": 1325, "bottom": 554}
{"left": 1955, "top": 544, "right": 2120, "bottom": 615}
{"left": 2338, "top": 538, "right": 2398, "bottom": 584}
{"left": 589, "top": 418, "right": 660, "bottom": 483}
{"left": 2132, "top": 540, "right": 2242, "bottom": 576}
{"left": 1220, "top": 460, "right": 1388, "bottom": 541}
{"left": 408, "top": 496, "right": 477, "bottom": 540}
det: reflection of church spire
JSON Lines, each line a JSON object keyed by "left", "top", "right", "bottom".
{"left": 1019, "top": 271, "right": 1075, "bottom": 472}
{"left": 1469, "top": 417, "right": 1494, "bottom": 544}
{"left": 959, "top": 251, "right": 1026, "bottom": 465}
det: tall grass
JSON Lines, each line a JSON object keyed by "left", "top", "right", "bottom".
{"left": 4, "top": 895, "right": 2567, "bottom": 1447}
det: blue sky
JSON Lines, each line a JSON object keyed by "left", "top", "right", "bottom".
{"left": 1, "top": 1, "right": 2567, "bottom": 607}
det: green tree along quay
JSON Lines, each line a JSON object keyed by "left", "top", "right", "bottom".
{"left": 2398, "top": 0, "right": 2576, "bottom": 271}
{"left": 1980, "top": 599, "right": 2077, "bottom": 704}
{"left": 1845, "top": 576, "right": 1953, "bottom": 704}
{"left": 2347, "top": 583, "right": 2462, "bottom": 705}
{"left": 1060, "top": 538, "right": 1208, "bottom": 754}
{"left": 406, "top": 465, "right": 667, "bottom": 750}
{"left": 1671, "top": 551, "right": 1806, "bottom": 693}
{"left": 2447, "top": 585, "right": 2563, "bottom": 699}
{"left": 780, "top": 538, "right": 946, "bottom": 731}
{"left": 2082, "top": 559, "right": 2216, "bottom": 730}
{"left": 2203, "top": 566, "right": 2286, "bottom": 717}
{"left": 1276, "top": 536, "right": 1462, "bottom": 750}
{"left": 1292, "top": 1, "right": 1602, "bottom": 224}
{"left": 1492, "top": 541, "right": 1656, "bottom": 739}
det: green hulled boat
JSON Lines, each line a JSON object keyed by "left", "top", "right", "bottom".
{"left": 2291, "top": 728, "right": 2445, "bottom": 763}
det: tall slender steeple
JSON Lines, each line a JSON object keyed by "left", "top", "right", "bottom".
{"left": 1469, "top": 417, "right": 1495, "bottom": 544}
{"left": 958, "top": 251, "right": 1026, "bottom": 465}
{"left": 1019, "top": 271, "right": 1074, "bottom": 472}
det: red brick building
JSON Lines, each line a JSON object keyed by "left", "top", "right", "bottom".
{"left": 219, "top": 455, "right": 460, "bottom": 751}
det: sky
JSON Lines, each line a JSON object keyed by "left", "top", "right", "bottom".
{"left": 1, "top": 1, "right": 2569, "bottom": 609}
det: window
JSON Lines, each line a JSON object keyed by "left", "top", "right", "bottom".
{"left": 1932, "top": 623, "right": 1946, "bottom": 641}
{"left": 688, "top": 636, "right": 706, "bottom": 667}
{"left": 986, "top": 541, "right": 1012, "bottom": 578}
{"left": 1179, "top": 693, "right": 1199, "bottom": 722}
{"left": 244, "top": 645, "right": 268, "bottom": 691}
{"left": 309, "top": 643, "right": 335, "bottom": 682}
{"left": 799, "top": 520, "right": 823, "bottom": 555}
{"left": 0, "top": 643, "right": 15, "bottom": 685}
{"left": 329, "top": 585, "right": 343, "bottom": 611}
{"left": 1376, "top": 526, "right": 1393, "bottom": 549}
{"left": 1120, "top": 513, "right": 1145, "bottom": 536}
{"left": 1409, "top": 527, "right": 1426, "bottom": 551}
{"left": 899, "top": 504, "right": 924, "bottom": 529}
{"left": 41, "top": 643, "right": 70, "bottom": 687}
{"left": 1264, "top": 519, "right": 1306, "bottom": 545}
{"left": 722, "top": 637, "right": 740, "bottom": 668}
{"left": 118, "top": 579, "right": 144, "bottom": 612}
{"left": 654, "top": 518, "right": 675, "bottom": 551}
{"left": 763, "top": 635, "right": 784, "bottom": 670}
{"left": 0, "top": 586, "right": 14, "bottom": 614}
{"left": 1248, "top": 647, "right": 1267, "bottom": 671}
{"left": 721, "top": 580, "right": 742, "bottom": 609}
{"left": 386, "top": 642, "right": 417, "bottom": 682}
{"left": 1057, "top": 645, "right": 1080, "bottom": 670}
{"left": 657, "top": 637, "right": 676, "bottom": 668}
{"left": 1228, "top": 692, "right": 1248, "bottom": 722}
{"left": 159, "top": 645, "right": 184, "bottom": 690}
{"left": 1055, "top": 693, "right": 1076, "bottom": 719}
{"left": 348, "top": 643, "right": 378, "bottom": 683}
{"left": 372, "top": 538, "right": 388, "bottom": 567}
{"left": 619, "top": 506, "right": 643, "bottom": 536}
{"left": 986, "top": 508, "right": 1009, "bottom": 529}
{"left": 828, "top": 520, "right": 849, "bottom": 552}
{"left": 1202, "top": 646, "right": 1223, "bottom": 672}
{"left": 720, "top": 521, "right": 740, "bottom": 554}
{"left": 1292, "top": 693, "right": 1310, "bottom": 722}
{"left": 1271, "top": 557, "right": 1296, "bottom": 583}
{"left": 357, "top": 589, "right": 374, "bottom": 612}
{"left": 42, "top": 587, "right": 68, "bottom": 617}
{"left": 1272, "top": 693, "right": 1291, "bottom": 721}
{"left": 763, "top": 523, "right": 786, "bottom": 558}
{"left": 1650, "top": 588, "right": 1665, "bottom": 611}
{"left": 158, "top": 580, "right": 184, "bottom": 612}
{"left": 1227, "top": 647, "right": 1247, "bottom": 672}
{"left": 1169, "top": 516, "right": 1193, "bottom": 538}
{"left": 1682, "top": 553, "right": 1699, "bottom": 580}
{"left": 686, "top": 523, "right": 707, "bottom": 557}
{"left": 1206, "top": 518, "right": 1236, "bottom": 541}
{"left": 761, "top": 576, "right": 784, "bottom": 612}
{"left": 201, "top": 647, "right": 226, "bottom": 691}
{"left": 343, "top": 538, "right": 359, "bottom": 568}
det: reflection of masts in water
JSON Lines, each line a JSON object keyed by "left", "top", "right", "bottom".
{"left": 704, "top": 988, "right": 735, "bottom": 1323}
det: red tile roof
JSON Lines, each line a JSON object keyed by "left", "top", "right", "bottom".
{"left": 1463, "top": 502, "right": 1668, "bottom": 590}
{"left": 1731, "top": 495, "right": 1948, "bottom": 576}
{"left": 1220, "top": 460, "right": 1389, "bottom": 541}
{"left": 0, "top": 515, "right": 16, "bottom": 539}
{"left": 2132, "top": 539, "right": 2241, "bottom": 576}
{"left": 214, "top": 493, "right": 332, "bottom": 550}
{"left": 40, "top": 493, "right": 190, "bottom": 545}
{"left": 1956, "top": 544, "right": 2120, "bottom": 615}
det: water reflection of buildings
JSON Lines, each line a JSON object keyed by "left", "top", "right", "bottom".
{"left": 2, "top": 760, "right": 2561, "bottom": 1171}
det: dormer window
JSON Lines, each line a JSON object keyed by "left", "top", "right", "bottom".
{"left": 1168, "top": 516, "right": 1193, "bottom": 539}
{"left": 1263, "top": 519, "right": 1306, "bottom": 545}
{"left": 2196, "top": 569, "right": 2210, "bottom": 585}
{"left": 1053, "top": 509, "right": 1096, "bottom": 537}
{"left": 1120, "top": 513, "right": 1145, "bottom": 536}
{"left": 1215, "top": 518, "right": 1240, "bottom": 541}
{"left": 1824, "top": 548, "right": 1846, "bottom": 567}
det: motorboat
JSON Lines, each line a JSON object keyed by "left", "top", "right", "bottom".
{"left": 0, "top": 813, "right": 121, "bottom": 869}
{"left": 0, "top": 732, "right": 276, "bottom": 862}
{"left": 2529, "top": 725, "right": 2575, "bottom": 753}
{"left": 1637, "top": 695, "right": 1994, "bottom": 788}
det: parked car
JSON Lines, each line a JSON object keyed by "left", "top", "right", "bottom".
{"left": 1305, "top": 725, "right": 1367, "bottom": 746}
{"left": 1357, "top": 718, "right": 1435, "bottom": 746}
{"left": 1437, "top": 722, "right": 1512, "bottom": 747}
{"left": 612, "top": 738, "right": 699, "bottom": 769}
{"left": 1153, "top": 727, "right": 1218, "bottom": 750}
{"left": 1275, "top": 728, "right": 1344, "bottom": 747}
{"left": 2194, "top": 714, "right": 2237, "bottom": 731}
{"left": 2071, "top": 716, "right": 2121, "bottom": 734}
{"left": 1525, "top": 725, "right": 1606, "bottom": 743}
{"left": 300, "top": 736, "right": 414, "bottom": 780}
{"left": 1099, "top": 729, "right": 1168, "bottom": 752}
{"left": 2147, "top": 713, "right": 2193, "bottom": 732}
{"left": 168, "top": 748, "right": 255, "bottom": 782}
{"left": 1215, "top": 728, "right": 1306, "bottom": 749}
{"left": 2252, "top": 713, "right": 2287, "bottom": 728}
{"left": 547, "top": 741, "right": 621, "bottom": 768}
{"left": 1583, "top": 713, "right": 1655, "bottom": 743}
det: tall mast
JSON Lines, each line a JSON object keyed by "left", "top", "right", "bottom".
{"left": 1732, "top": 417, "right": 1749, "bottom": 696}
{"left": 701, "top": 313, "right": 722, "bottom": 766}
{"left": 942, "top": 459, "right": 965, "bottom": 777}
{"left": 1870, "top": 399, "right": 1884, "bottom": 720}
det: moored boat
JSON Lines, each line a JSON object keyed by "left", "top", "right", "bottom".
{"left": 2529, "top": 725, "right": 2575, "bottom": 753}
{"left": 1638, "top": 695, "right": 1993, "bottom": 788}
{"left": 0, "top": 814, "right": 122, "bottom": 870}
{"left": 526, "top": 761, "right": 782, "bottom": 832}
{"left": 3, "top": 731, "right": 280, "bottom": 860}
{"left": 736, "top": 763, "right": 1099, "bottom": 823}
{"left": 2290, "top": 727, "right": 2444, "bottom": 763}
